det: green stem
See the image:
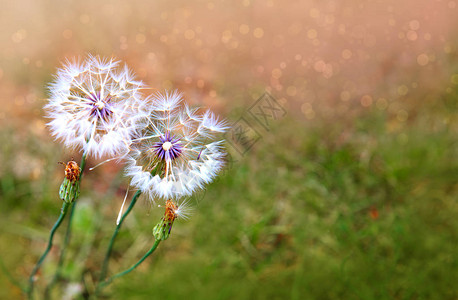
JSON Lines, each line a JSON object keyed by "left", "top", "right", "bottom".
{"left": 99, "top": 239, "right": 161, "bottom": 290}
{"left": 98, "top": 190, "right": 142, "bottom": 285}
{"left": 43, "top": 202, "right": 76, "bottom": 299}
{"left": 27, "top": 201, "right": 70, "bottom": 299}
{"left": 79, "top": 151, "right": 88, "bottom": 175}
{"left": 34, "top": 152, "right": 88, "bottom": 299}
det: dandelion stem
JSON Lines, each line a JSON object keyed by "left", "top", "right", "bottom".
{"left": 43, "top": 202, "right": 76, "bottom": 299}
{"left": 98, "top": 239, "right": 161, "bottom": 291}
{"left": 79, "top": 150, "right": 88, "bottom": 174}
{"left": 34, "top": 151, "right": 88, "bottom": 299}
{"left": 98, "top": 190, "right": 142, "bottom": 286}
{"left": 27, "top": 201, "right": 70, "bottom": 299}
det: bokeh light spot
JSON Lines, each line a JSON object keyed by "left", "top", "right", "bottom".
{"left": 136, "top": 33, "right": 146, "bottom": 44}
{"left": 301, "top": 103, "right": 315, "bottom": 119}
{"left": 451, "top": 74, "right": 458, "bottom": 84}
{"left": 162, "top": 80, "right": 173, "bottom": 90}
{"left": 342, "top": 49, "right": 352, "bottom": 59}
{"left": 184, "top": 29, "right": 195, "bottom": 40}
{"left": 444, "top": 45, "right": 452, "bottom": 53}
{"left": 307, "top": 29, "right": 317, "bottom": 39}
{"left": 11, "top": 29, "right": 27, "bottom": 43}
{"left": 253, "top": 28, "right": 264, "bottom": 38}
{"left": 409, "top": 20, "right": 420, "bottom": 30}
{"left": 239, "top": 24, "right": 250, "bottom": 35}
{"left": 340, "top": 91, "right": 351, "bottom": 101}
{"left": 376, "top": 98, "right": 388, "bottom": 110}
{"left": 417, "top": 53, "right": 429, "bottom": 66}
{"left": 221, "top": 30, "right": 232, "bottom": 43}
{"left": 397, "top": 85, "right": 409, "bottom": 96}
{"left": 360, "top": 95, "right": 373, "bottom": 107}
{"left": 62, "top": 29, "right": 72, "bottom": 39}
{"left": 271, "top": 68, "right": 282, "bottom": 79}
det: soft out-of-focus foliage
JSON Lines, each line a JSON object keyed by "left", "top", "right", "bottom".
{"left": 1, "top": 91, "right": 457, "bottom": 299}
{"left": 0, "top": 0, "right": 457, "bottom": 299}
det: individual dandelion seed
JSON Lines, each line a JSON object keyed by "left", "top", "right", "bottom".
{"left": 44, "top": 55, "right": 145, "bottom": 158}
{"left": 153, "top": 199, "right": 192, "bottom": 240}
{"left": 58, "top": 160, "right": 81, "bottom": 203}
{"left": 125, "top": 90, "right": 228, "bottom": 200}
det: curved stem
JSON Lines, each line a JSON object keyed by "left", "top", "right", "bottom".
{"left": 43, "top": 201, "right": 76, "bottom": 299}
{"left": 98, "top": 190, "right": 142, "bottom": 285}
{"left": 27, "top": 201, "right": 70, "bottom": 299}
{"left": 36, "top": 152, "right": 88, "bottom": 299}
{"left": 99, "top": 239, "right": 161, "bottom": 291}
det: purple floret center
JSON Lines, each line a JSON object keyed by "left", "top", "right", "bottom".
{"left": 88, "top": 91, "right": 113, "bottom": 121}
{"left": 153, "top": 132, "right": 183, "bottom": 161}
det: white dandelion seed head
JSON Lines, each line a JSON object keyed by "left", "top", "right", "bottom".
{"left": 44, "top": 55, "right": 145, "bottom": 158}
{"left": 125, "top": 90, "right": 228, "bottom": 201}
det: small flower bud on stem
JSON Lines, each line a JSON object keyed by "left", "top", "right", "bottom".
{"left": 58, "top": 161, "right": 81, "bottom": 203}
{"left": 153, "top": 200, "right": 178, "bottom": 241}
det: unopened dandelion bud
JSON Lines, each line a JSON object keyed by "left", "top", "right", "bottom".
{"left": 152, "top": 199, "right": 192, "bottom": 240}
{"left": 152, "top": 217, "right": 173, "bottom": 241}
{"left": 153, "top": 200, "right": 178, "bottom": 241}
{"left": 58, "top": 161, "right": 81, "bottom": 203}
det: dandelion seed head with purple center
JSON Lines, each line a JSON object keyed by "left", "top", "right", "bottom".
{"left": 45, "top": 55, "right": 145, "bottom": 158}
{"left": 88, "top": 91, "right": 113, "bottom": 122}
{"left": 153, "top": 132, "right": 182, "bottom": 161}
{"left": 126, "top": 90, "right": 227, "bottom": 200}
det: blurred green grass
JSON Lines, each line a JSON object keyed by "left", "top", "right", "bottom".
{"left": 0, "top": 89, "right": 457, "bottom": 299}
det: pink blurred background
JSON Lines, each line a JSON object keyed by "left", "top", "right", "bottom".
{"left": 0, "top": 0, "right": 457, "bottom": 129}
